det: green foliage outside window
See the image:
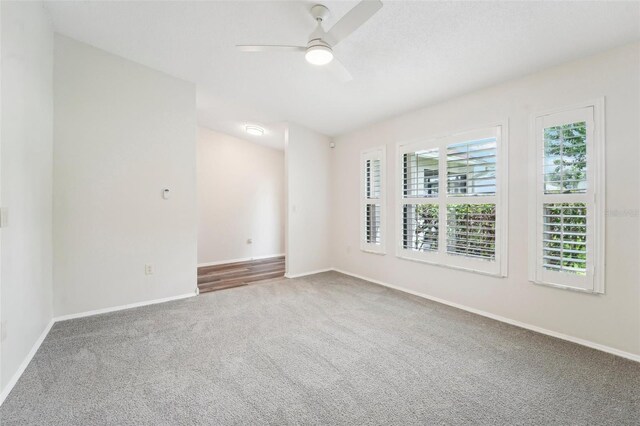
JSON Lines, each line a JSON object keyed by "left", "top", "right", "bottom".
{"left": 406, "top": 204, "right": 496, "bottom": 259}
{"left": 413, "top": 204, "right": 438, "bottom": 251}
{"left": 543, "top": 121, "right": 588, "bottom": 274}
{"left": 446, "top": 204, "right": 496, "bottom": 259}
{"left": 544, "top": 122, "right": 587, "bottom": 194}
{"left": 543, "top": 203, "right": 587, "bottom": 274}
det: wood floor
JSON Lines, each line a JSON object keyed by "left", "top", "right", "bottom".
{"left": 197, "top": 256, "right": 285, "bottom": 293}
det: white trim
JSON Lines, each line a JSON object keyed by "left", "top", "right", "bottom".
{"left": 360, "top": 146, "right": 386, "bottom": 254}
{"left": 498, "top": 122, "right": 509, "bottom": 278}
{"left": 197, "top": 253, "right": 285, "bottom": 268}
{"left": 360, "top": 249, "right": 387, "bottom": 256}
{"left": 1, "top": 268, "right": 636, "bottom": 408}
{"left": 284, "top": 268, "right": 333, "bottom": 279}
{"left": 54, "top": 292, "right": 197, "bottom": 322}
{"left": 528, "top": 98, "right": 605, "bottom": 293}
{"left": 395, "top": 122, "right": 508, "bottom": 277}
{"left": 0, "top": 319, "right": 55, "bottom": 406}
{"left": 0, "top": 291, "right": 198, "bottom": 407}
{"left": 390, "top": 254, "right": 506, "bottom": 278}
{"left": 331, "top": 268, "right": 640, "bottom": 364}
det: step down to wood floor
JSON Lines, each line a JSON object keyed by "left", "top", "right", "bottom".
{"left": 197, "top": 256, "right": 285, "bottom": 293}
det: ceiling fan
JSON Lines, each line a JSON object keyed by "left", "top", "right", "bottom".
{"left": 236, "top": 0, "right": 383, "bottom": 82}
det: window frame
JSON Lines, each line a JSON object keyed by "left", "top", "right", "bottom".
{"left": 360, "top": 146, "right": 386, "bottom": 254}
{"left": 529, "top": 99, "right": 605, "bottom": 293}
{"left": 395, "top": 123, "right": 508, "bottom": 277}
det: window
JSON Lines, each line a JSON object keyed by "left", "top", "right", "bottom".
{"left": 361, "top": 147, "right": 385, "bottom": 253}
{"left": 530, "top": 101, "right": 605, "bottom": 293}
{"left": 398, "top": 125, "right": 507, "bottom": 276}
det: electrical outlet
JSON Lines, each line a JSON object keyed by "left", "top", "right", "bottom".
{"left": 145, "top": 264, "right": 153, "bottom": 275}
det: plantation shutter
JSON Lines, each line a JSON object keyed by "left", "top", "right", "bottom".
{"left": 533, "top": 105, "right": 602, "bottom": 292}
{"left": 445, "top": 137, "right": 498, "bottom": 261}
{"left": 446, "top": 138, "right": 497, "bottom": 196}
{"left": 401, "top": 149, "right": 439, "bottom": 253}
{"left": 397, "top": 126, "right": 505, "bottom": 276}
{"left": 361, "top": 148, "right": 385, "bottom": 253}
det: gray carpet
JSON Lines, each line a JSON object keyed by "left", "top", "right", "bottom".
{"left": 1, "top": 271, "right": 639, "bottom": 425}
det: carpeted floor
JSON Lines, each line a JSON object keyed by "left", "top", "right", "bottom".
{"left": 1, "top": 271, "right": 639, "bottom": 425}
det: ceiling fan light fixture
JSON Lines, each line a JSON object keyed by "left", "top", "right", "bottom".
{"left": 305, "top": 44, "right": 334, "bottom": 66}
{"left": 245, "top": 125, "right": 264, "bottom": 136}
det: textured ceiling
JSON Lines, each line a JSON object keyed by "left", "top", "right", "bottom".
{"left": 45, "top": 1, "right": 640, "bottom": 149}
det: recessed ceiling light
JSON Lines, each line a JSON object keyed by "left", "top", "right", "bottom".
{"left": 305, "top": 44, "right": 334, "bottom": 66}
{"left": 245, "top": 125, "right": 264, "bottom": 136}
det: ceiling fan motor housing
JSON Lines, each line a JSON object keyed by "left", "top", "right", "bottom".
{"left": 307, "top": 4, "right": 333, "bottom": 65}
{"left": 311, "top": 4, "right": 331, "bottom": 23}
{"left": 307, "top": 38, "right": 331, "bottom": 51}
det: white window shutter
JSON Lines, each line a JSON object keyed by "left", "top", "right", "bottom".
{"left": 361, "top": 147, "right": 386, "bottom": 254}
{"left": 530, "top": 101, "right": 605, "bottom": 293}
{"left": 397, "top": 125, "right": 507, "bottom": 276}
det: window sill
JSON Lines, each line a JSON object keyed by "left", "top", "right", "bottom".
{"left": 530, "top": 279, "right": 603, "bottom": 295}
{"left": 396, "top": 253, "right": 506, "bottom": 278}
{"left": 361, "top": 248, "right": 386, "bottom": 256}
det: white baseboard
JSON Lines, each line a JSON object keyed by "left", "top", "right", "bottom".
{"left": 0, "top": 291, "right": 198, "bottom": 407}
{"left": 3, "top": 269, "right": 636, "bottom": 408}
{"left": 285, "top": 268, "right": 333, "bottom": 279}
{"left": 332, "top": 268, "right": 640, "bottom": 363}
{"left": 0, "top": 319, "right": 54, "bottom": 407}
{"left": 54, "top": 292, "right": 197, "bottom": 322}
{"left": 198, "top": 253, "right": 285, "bottom": 268}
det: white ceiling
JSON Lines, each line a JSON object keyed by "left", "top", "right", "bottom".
{"left": 45, "top": 1, "right": 640, "bottom": 149}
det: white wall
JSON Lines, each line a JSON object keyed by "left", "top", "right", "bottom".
{"left": 331, "top": 43, "right": 640, "bottom": 357}
{"left": 0, "top": 1, "right": 53, "bottom": 392}
{"left": 285, "top": 123, "right": 332, "bottom": 277}
{"left": 197, "top": 127, "right": 284, "bottom": 265}
{"left": 53, "top": 35, "right": 197, "bottom": 317}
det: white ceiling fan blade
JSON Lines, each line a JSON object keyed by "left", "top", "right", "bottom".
{"left": 326, "top": 57, "right": 353, "bottom": 83}
{"left": 325, "top": 0, "right": 383, "bottom": 47}
{"left": 236, "top": 45, "right": 306, "bottom": 52}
